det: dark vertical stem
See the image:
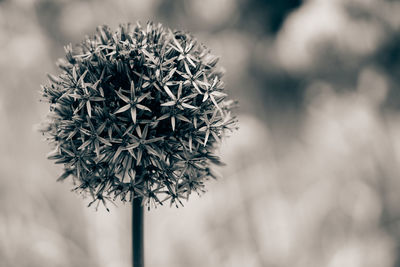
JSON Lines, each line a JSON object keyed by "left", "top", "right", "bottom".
{"left": 132, "top": 196, "right": 144, "bottom": 267}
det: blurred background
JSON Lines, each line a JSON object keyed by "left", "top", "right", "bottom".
{"left": 2, "top": 0, "right": 400, "bottom": 266}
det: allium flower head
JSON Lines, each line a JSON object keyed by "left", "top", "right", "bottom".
{"left": 41, "top": 22, "right": 237, "bottom": 209}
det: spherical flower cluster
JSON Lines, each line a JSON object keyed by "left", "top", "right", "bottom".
{"left": 41, "top": 22, "right": 237, "bottom": 209}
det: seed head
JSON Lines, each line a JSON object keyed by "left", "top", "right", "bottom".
{"left": 40, "top": 22, "right": 237, "bottom": 209}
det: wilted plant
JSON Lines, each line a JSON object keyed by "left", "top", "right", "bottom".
{"left": 40, "top": 22, "right": 237, "bottom": 266}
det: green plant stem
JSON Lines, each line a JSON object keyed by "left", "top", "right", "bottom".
{"left": 132, "top": 196, "right": 144, "bottom": 267}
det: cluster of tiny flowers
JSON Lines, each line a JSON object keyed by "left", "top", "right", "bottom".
{"left": 41, "top": 22, "right": 237, "bottom": 209}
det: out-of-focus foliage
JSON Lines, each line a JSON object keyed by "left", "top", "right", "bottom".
{"left": 2, "top": 0, "right": 400, "bottom": 266}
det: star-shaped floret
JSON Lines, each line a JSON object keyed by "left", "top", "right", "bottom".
{"left": 79, "top": 117, "right": 112, "bottom": 157}
{"left": 114, "top": 81, "right": 151, "bottom": 123}
{"left": 125, "top": 125, "right": 164, "bottom": 165}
